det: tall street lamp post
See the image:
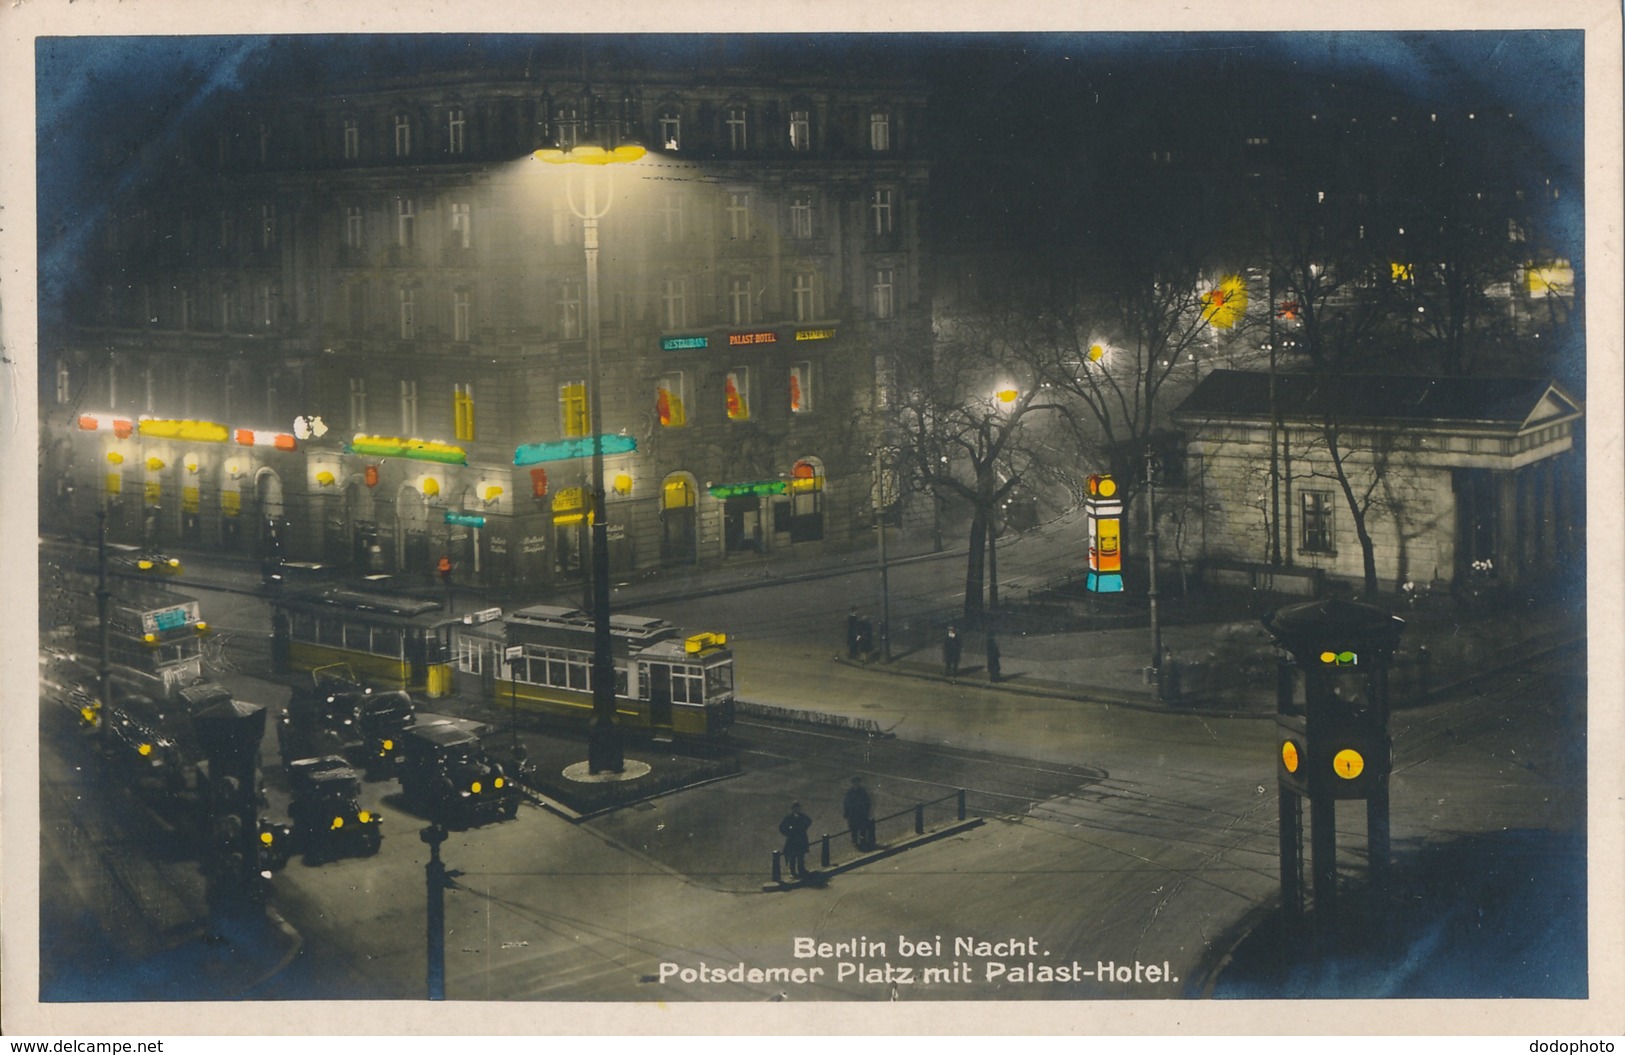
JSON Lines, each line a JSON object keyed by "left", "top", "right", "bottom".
{"left": 532, "top": 132, "right": 646, "bottom": 774}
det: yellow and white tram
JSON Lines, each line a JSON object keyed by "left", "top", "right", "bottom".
{"left": 273, "top": 587, "right": 462, "bottom": 698}
{"left": 489, "top": 604, "right": 735, "bottom": 739}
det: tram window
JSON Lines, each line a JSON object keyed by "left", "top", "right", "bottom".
{"left": 291, "top": 611, "right": 316, "bottom": 641}
{"left": 343, "top": 622, "right": 371, "bottom": 652}
{"left": 374, "top": 625, "right": 403, "bottom": 659}
{"left": 566, "top": 654, "right": 589, "bottom": 690}
{"left": 673, "top": 665, "right": 703, "bottom": 704}
{"left": 705, "top": 662, "right": 732, "bottom": 698}
{"left": 317, "top": 616, "right": 344, "bottom": 647}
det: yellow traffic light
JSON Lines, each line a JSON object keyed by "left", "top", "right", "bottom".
{"left": 1281, "top": 740, "right": 1301, "bottom": 774}
{"left": 1319, "top": 650, "right": 1358, "bottom": 666}
{"left": 1332, "top": 748, "right": 1366, "bottom": 780}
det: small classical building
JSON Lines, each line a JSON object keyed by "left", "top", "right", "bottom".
{"left": 1170, "top": 370, "right": 1584, "bottom": 592}
{"left": 44, "top": 45, "right": 930, "bottom": 593}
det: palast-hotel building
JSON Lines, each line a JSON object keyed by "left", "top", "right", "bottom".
{"left": 44, "top": 51, "right": 931, "bottom": 591}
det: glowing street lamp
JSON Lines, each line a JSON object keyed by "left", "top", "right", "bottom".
{"left": 529, "top": 121, "right": 646, "bottom": 775}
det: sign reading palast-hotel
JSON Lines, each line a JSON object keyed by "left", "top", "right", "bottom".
{"left": 728, "top": 330, "right": 778, "bottom": 346}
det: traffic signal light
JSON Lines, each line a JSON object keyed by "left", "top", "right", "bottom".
{"left": 1276, "top": 714, "right": 1309, "bottom": 795}
{"left": 1308, "top": 718, "right": 1390, "bottom": 799}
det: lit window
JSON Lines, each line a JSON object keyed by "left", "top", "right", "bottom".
{"left": 725, "top": 107, "right": 748, "bottom": 151}
{"left": 656, "top": 373, "right": 686, "bottom": 427}
{"left": 729, "top": 277, "right": 754, "bottom": 326}
{"left": 791, "top": 272, "right": 816, "bottom": 322}
{"left": 557, "top": 281, "right": 582, "bottom": 339}
{"left": 790, "top": 109, "right": 811, "bottom": 151}
{"left": 397, "top": 199, "right": 416, "bottom": 247}
{"left": 659, "top": 111, "right": 681, "bottom": 151}
{"left": 399, "top": 287, "right": 417, "bottom": 340}
{"left": 453, "top": 382, "right": 475, "bottom": 442}
{"left": 870, "top": 189, "right": 894, "bottom": 236}
{"left": 869, "top": 110, "right": 890, "bottom": 151}
{"left": 345, "top": 205, "right": 364, "bottom": 248}
{"left": 349, "top": 378, "right": 368, "bottom": 431}
{"left": 343, "top": 119, "right": 360, "bottom": 160}
{"left": 662, "top": 278, "right": 688, "bottom": 330}
{"left": 447, "top": 108, "right": 466, "bottom": 154}
{"left": 399, "top": 379, "right": 418, "bottom": 434}
{"left": 726, "top": 191, "right": 751, "bottom": 240}
{"left": 1301, "top": 491, "right": 1334, "bottom": 554}
{"left": 789, "top": 362, "right": 812, "bottom": 414}
{"left": 872, "top": 268, "right": 895, "bottom": 319}
{"left": 452, "top": 289, "right": 471, "bottom": 342}
{"left": 725, "top": 367, "right": 750, "bottom": 421}
{"left": 394, "top": 114, "right": 412, "bottom": 157}
{"left": 790, "top": 196, "right": 814, "bottom": 239}
{"left": 560, "top": 381, "right": 589, "bottom": 437}
{"left": 450, "top": 202, "right": 472, "bottom": 248}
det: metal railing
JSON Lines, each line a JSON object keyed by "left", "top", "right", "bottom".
{"left": 771, "top": 789, "right": 967, "bottom": 884}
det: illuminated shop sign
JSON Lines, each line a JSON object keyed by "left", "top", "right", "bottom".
{"left": 138, "top": 419, "right": 231, "bottom": 443}
{"left": 661, "top": 335, "right": 709, "bottom": 351}
{"left": 347, "top": 435, "right": 468, "bottom": 464}
{"left": 728, "top": 331, "right": 778, "bottom": 346}
{"left": 444, "top": 511, "right": 487, "bottom": 528}
{"left": 708, "top": 480, "right": 788, "bottom": 499}
{"left": 794, "top": 328, "right": 837, "bottom": 342}
{"left": 513, "top": 434, "right": 638, "bottom": 466}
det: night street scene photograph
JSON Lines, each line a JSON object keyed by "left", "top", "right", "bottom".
{"left": 6, "top": 6, "right": 1621, "bottom": 1039}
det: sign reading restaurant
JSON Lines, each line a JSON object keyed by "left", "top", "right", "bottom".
{"left": 661, "top": 335, "right": 709, "bottom": 351}
{"left": 795, "top": 328, "right": 837, "bottom": 341}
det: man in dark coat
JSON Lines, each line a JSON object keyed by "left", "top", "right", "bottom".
{"left": 842, "top": 776, "right": 873, "bottom": 850}
{"left": 943, "top": 625, "right": 962, "bottom": 677}
{"left": 778, "top": 802, "right": 812, "bottom": 878}
{"left": 986, "top": 633, "right": 1002, "bottom": 683}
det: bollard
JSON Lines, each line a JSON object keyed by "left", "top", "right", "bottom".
{"left": 914, "top": 804, "right": 925, "bottom": 835}
{"left": 957, "top": 789, "right": 967, "bottom": 821}
{"left": 820, "top": 834, "right": 831, "bottom": 868}
{"left": 771, "top": 850, "right": 782, "bottom": 884}
{"left": 867, "top": 819, "right": 877, "bottom": 851}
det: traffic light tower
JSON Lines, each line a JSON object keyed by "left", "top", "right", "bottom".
{"left": 1262, "top": 597, "right": 1404, "bottom": 943}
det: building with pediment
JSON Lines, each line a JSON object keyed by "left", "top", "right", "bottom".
{"left": 1170, "top": 370, "right": 1584, "bottom": 593}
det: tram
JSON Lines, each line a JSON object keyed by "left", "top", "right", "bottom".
{"left": 272, "top": 586, "right": 462, "bottom": 698}
{"left": 489, "top": 604, "right": 735, "bottom": 739}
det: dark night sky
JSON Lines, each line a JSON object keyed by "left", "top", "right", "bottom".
{"left": 34, "top": 31, "right": 1584, "bottom": 323}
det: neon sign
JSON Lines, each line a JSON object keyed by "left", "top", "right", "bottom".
{"left": 728, "top": 331, "right": 778, "bottom": 346}
{"left": 513, "top": 434, "right": 637, "bottom": 466}
{"left": 661, "top": 336, "right": 709, "bottom": 351}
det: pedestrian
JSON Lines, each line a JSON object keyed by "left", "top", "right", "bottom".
{"left": 842, "top": 776, "right": 873, "bottom": 850}
{"left": 986, "top": 632, "right": 1002, "bottom": 683}
{"left": 778, "top": 802, "right": 812, "bottom": 878}
{"left": 943, "top": 625, "right": 962, "bottom": 677}
{"left": 847, "top": 608, "right": 862, "bottom": 659}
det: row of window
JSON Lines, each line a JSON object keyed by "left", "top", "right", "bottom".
{"left": 239, "top": 101, "right": 900, "bottom": 166}
{"left": 346, "top": 362, "right": 819, "bottom": 443}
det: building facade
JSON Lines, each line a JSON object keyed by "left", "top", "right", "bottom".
{"left": 44, "top": 53, "right": 931, "bottom": 592}
{"left": 1170, "top": 370, "right": 1584, "bottom": 593}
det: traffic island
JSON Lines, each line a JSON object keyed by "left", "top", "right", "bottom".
{"left": 763, "top": 816, "right": 985, "bottom": 892}
{"left": 518, "top": 736, "right": 741, "bottom": 819}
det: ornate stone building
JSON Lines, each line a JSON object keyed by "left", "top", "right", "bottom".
{"left": 44, "top": 47, "right": 931, "bottom": 592}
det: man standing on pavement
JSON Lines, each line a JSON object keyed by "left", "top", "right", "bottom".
{"left": 943, "top": 625, "right": 962, "bottom": 677}
{"left": 847, "top": 608, "right": 862, "bottom": 660}
{"left": 778, "top": 802, "right": 812, "bottom": 878}
{"left": 986, "top": 632, "right": 1002, "bottom": 683}
{"left": 842, "top": 776, "right": 873, "bottom": 850}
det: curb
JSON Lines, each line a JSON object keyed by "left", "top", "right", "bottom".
{"left": 760, "top": 816, "right": 987, "bottom": 892}
{"left": 235, "top": 904, "right": 305, "bottom": 997}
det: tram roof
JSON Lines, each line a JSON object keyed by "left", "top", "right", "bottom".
{"left": 506, "top": 604, "right": 675, "bottom": 639}
{"left": 280, "top": 586, "right": 448, "bottom": 621}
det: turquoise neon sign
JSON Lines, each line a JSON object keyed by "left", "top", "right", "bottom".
{"left": 513, "top": 434, "right": 638, "bottom": 466}
{"left": 444, "top": 511, "right": 487, "bottom": 528}
{"left": 661, "top": 335, "right": 709, "bottom": 351}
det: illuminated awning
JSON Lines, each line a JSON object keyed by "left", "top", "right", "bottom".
{"left": 348, "top": 436, "right": 468, "bottom": 464}
{"left": 513, "top": 434, "right": 637, "bottom": 466}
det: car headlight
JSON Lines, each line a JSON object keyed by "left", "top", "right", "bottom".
{"left": 458, "top": 790, "right": 471, "bottom": 798}
{"left": 494, "top": 777, "right": 505, "bottom": 789}
{"left": 331, "top": 816, "right": 344, "bottom": 830}
{"left": 358, "top": 810, "right": 372, "bottom": 824}
{"left": 260, "top": 830, "right": 275, "bottom": 846}
{"left": 470, "top": 781, "right": 482, "bottom": 794}
{"left": 382, "top": 739, "right": 394, "bottom": 751}
{"left": 138, "top": 743, "right": 152, "bottom": 756}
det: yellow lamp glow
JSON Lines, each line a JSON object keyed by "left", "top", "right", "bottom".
{"left": 107, "top": 451, "right": 124, "bottom": 465}
{"left": 995, "top": 388, "right": 1019, "bottom": 404}
{"left": 613, "top": 472, "right": 633, "bottom": 496}
{"left": 146, "top": 456, "right": 166, "bottom": 471}
{"left": 1087, "top": 344, "right": 1106, "bottom": 362}
{"left": 422, "top": 477, "right": 441, "bottom": 497}
{"left": 315, "top": 470, "right": 336, "bottom": 487}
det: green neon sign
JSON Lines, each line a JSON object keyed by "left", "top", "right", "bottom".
{"left": 661, "top": 335, "right": 709, "bottom": 351}
{"left": 708, "top": 480, "right": 788, "bottom": 499}
{"left": 444, "top": 511, "right": 487, "bottom": 528}
{"left": 513, "top": 434, "right": 638, "bottom": 466}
